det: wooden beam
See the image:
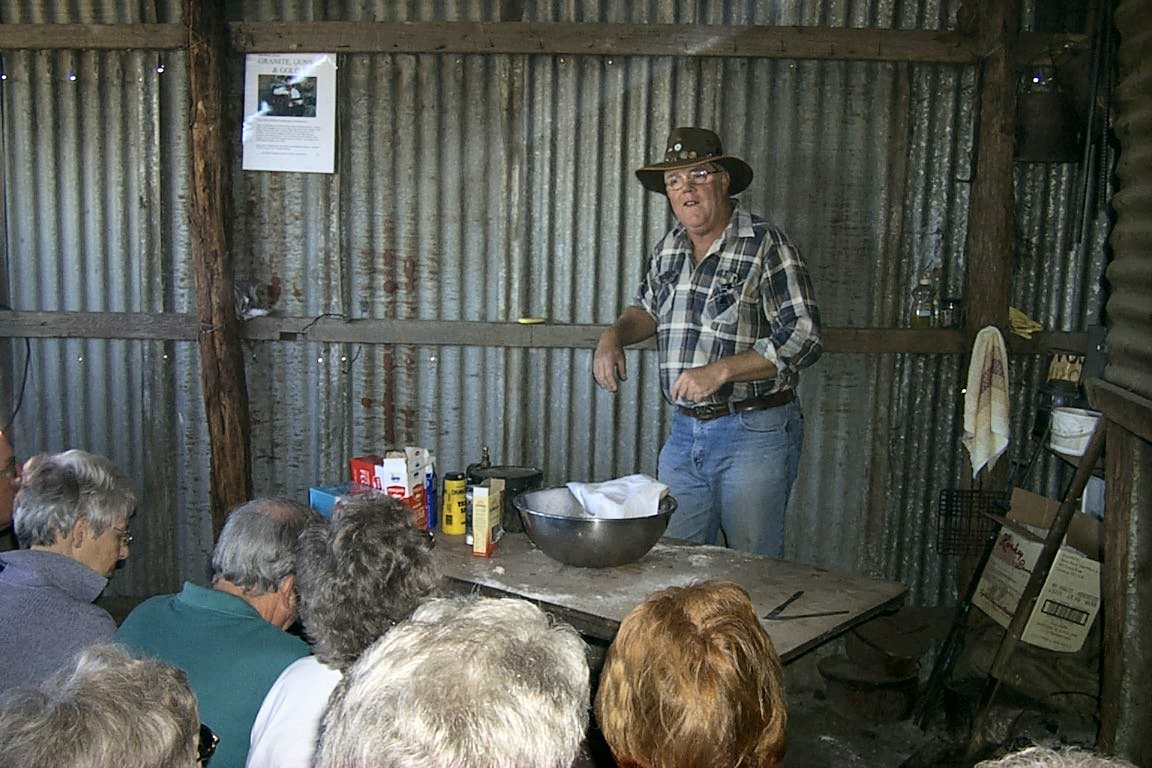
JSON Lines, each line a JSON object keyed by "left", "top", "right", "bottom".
{"left": 0, "top": 311, "right": 199, "bottom": 339}
{"left": 231, "top": 21, "right": 980, "bottom": 62}
{"left": 186, "top": 0, "right": 252, "bottom": 535}
{"left": 1088, "top": 379, "right": 1152, "bottom": 445}
{"left": 0, "top": 23, "right": 185, "bottom": 50}
{"left": 0, "top": 21, "right": 1082, "bottom": 67}
{"left": 0, "top": 311, "right": 1089, "bottom": 356}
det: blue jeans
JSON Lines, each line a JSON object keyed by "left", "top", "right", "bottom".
{"left": 659, "top": 400, "right": 804, "bottom": 558}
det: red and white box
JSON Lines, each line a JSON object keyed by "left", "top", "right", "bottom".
{"left": 349, "top": 455, "right": 384, "bottom": 489}
{"left": 376, "top": 447, "right": 430, "bottom": 528}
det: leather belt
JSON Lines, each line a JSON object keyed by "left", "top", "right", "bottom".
{"left": 677, "top": 390, "right": 795, "bottom": 421}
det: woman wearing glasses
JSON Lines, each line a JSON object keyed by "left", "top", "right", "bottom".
{"left": 0, "top": 449, "right": 138, "bottom": 693}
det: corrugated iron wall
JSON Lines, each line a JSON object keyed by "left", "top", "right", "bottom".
{"left": 1109, "top": 0, "right": 1152, "bottom": 400}
{"left": 1101, "top": 0, "right": 1152, "bottom": 760}
{"left": 1, "top": 0, "right": 1112, "bottom": 608}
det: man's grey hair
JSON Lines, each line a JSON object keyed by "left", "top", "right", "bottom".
{"left": 211, "top": 498, "right": 316, "bottom": 595}
{"left": 0, "top": 643, "right": 199, "bottom": 768}
{"left": 13, "top": 449, "right": 138, "bottom": 547}
{"left": 976, "top": 747, "right": 1138, "bottom": 768}
{"left": 317, "top": 596, "right": 590, "bottom": 768}
{"left": 295, "top": 494, "right": 442, "bottom": 670}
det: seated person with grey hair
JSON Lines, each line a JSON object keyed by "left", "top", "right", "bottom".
{"left": 976, "top": 746, "right": 1138, "bottom": 768}
{"left": 316, "top": 595, "right": 590, "bottom": 768}
{"left": 247, "top": 495, "right": 442, "bottom": 768}
{"left": 0, "top": 449, "right": 138, "bottom": 692}
{"left": 116, "top": 498, "right": 316, "bottom": 768}
{"left": 0, "top": 643, "right": 207, "bottom": 768}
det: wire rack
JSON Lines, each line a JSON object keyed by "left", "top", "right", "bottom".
{"left": 935, "top": 490, "right": 1011, "bottom": 556}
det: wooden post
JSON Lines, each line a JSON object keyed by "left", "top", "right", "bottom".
{"left": 960, "top": 0, "right": 1018, "bottom": 337}
{"left": 185, "top": 0, "right": 253, "bottom": 535}
{"left": 955, "top": 0, "right": 1019, "bottom": 595}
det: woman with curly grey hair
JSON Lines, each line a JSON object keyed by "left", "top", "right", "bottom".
{"left": 246, "top": 494, "right": 442, "bottom": 768}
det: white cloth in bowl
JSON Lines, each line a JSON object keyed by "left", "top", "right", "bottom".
{"left": 565, "top": 474, "right": 669, "bottom": 519}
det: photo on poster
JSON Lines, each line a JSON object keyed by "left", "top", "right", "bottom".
{"left": 242, "top": 53, "right": 336, "bottom": 174}
{"left": 257, "top": 74, "right": 316, "bottom": 117}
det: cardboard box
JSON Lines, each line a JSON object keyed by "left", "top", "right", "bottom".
{"left": 349, "top": 455, "right": 383, "bottom": 489}
{"left": 972, "top": 488, "right": 1102, "bottom": 653}
{"left": 308, "top": 482, "right": 380, "bottom": 518}
{"left": 376, "top": 447, "right": 430, "bottom": 529}
{"left": 471, "top": 478, "right": 505, "bottom": 557}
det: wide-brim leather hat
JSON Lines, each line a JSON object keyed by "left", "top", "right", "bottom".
{"left": 635, "top": 127, "right": 753, "bottom": 196}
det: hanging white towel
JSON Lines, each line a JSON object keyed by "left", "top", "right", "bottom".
{"left": 565, "top": 474, "right": 669, "bottom": 519}
{"left": 962, "top": 326, "right": 1010, "bottom": 478}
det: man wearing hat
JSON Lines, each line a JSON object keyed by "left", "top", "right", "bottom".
{"left": 593, "top": 127, "right": 822, "bottom": 558}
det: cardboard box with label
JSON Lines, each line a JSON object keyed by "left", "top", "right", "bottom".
{"left": 471, "top": 478, "right": 505, "bottom": 557}
{"left": 349, "top": 455, "right": 384, "bottom": 489}
{"left": 375, "top": 447, "right": 431, "bottom": 529}
{"left": 972, "top": 488, "right": 1102, "bottom": 653}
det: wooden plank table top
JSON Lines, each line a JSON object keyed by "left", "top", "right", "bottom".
{"left": 431, "top": 532, "right": 907, "bottom": 662}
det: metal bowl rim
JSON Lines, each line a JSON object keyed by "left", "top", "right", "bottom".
{"left": 512, "top": 489, "right": 676, "bottom": 522}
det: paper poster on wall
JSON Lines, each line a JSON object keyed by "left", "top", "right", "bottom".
{"left": 242, "top": 53, "right": 337, "bottom": 174}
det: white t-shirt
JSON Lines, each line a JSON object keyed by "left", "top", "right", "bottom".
{"left": 247, "top": 655, "right": 343, "bottom": 768}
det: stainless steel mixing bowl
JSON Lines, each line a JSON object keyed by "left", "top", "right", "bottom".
{"left": 513, "top": 487, "right": 677, "bottom": 568}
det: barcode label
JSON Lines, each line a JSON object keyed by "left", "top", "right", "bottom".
{"left": 1039, "top": 599, "right": 1089, "bottom": 626}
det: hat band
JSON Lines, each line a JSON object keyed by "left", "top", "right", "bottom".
{"left": 664, "top": 148, "right": 720, "bottom": 163}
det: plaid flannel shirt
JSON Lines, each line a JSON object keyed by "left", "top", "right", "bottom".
{"left": 632, "top": 202, "right": 823, "bottom": 407}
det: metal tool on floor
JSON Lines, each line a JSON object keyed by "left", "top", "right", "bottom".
{"left": 763, "top": 590, "right": 849, "bottom": 621}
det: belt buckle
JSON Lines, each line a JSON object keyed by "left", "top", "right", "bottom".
{"left": 691, "top": 404, "right": 716, "bottom": 420}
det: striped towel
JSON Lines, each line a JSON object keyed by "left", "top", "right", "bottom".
{"left": 962, "top": 326, "right": 1010, "bottom": 478}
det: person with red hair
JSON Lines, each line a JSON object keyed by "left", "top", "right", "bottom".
{"left": 595, "top": 579, "right": 788, "bottom": 768}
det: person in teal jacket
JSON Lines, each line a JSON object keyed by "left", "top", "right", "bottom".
{"left": 116, "top": 498, "right": 315, "bottom": 768}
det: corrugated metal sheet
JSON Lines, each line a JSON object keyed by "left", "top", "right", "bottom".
{"left": 1, "top": 0, "right": 1115, "bottom": 610}
{"left": 1101, "top": 0, "right": 1152, "bottom": 759}
{"left": 1109, "top": 0, "right": 1152, "bottom": 400}
{"left": 0, "top": 45, "right": 211, "bottom": 596}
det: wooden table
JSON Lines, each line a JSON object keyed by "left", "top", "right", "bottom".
{"left": 432, "top": 532, "right": 907, "bottom": 662}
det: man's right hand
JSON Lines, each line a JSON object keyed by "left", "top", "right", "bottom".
{"left": 593, "top": 308, "right": 657, "bottom": 392}
{"left": 593, "top": 330, "right": 627, "bottom": 392}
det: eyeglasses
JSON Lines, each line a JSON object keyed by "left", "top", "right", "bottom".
{"left": 111, "top": 525, "right": 133, "bottom": 546}
{"left": 664, "top": 166, "right": 724, "bottom": 192}
{"left": 197, "top": 723, "right": 219, "bottom": 764}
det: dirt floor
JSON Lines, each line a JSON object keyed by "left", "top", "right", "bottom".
{"left": 778, "top": 639, "right": 1102, "bottom": 768}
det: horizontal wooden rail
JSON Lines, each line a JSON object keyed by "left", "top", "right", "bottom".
{"left": 0, "top": 23, "right": 186, "bottom": 50}
{"left": 0, "top": 22, "right": 1082, "bottom": 66}
{"left": 0, "top": 310, "right": 1088, "bottom": 355}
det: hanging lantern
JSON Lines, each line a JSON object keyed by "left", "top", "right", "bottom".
{"left": 1015, "top": 66, "right": 1083, "bottom": 162}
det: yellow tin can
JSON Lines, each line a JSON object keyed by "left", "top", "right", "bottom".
{"left": 441, "top": 472, "right": 467, "bottom": 535}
